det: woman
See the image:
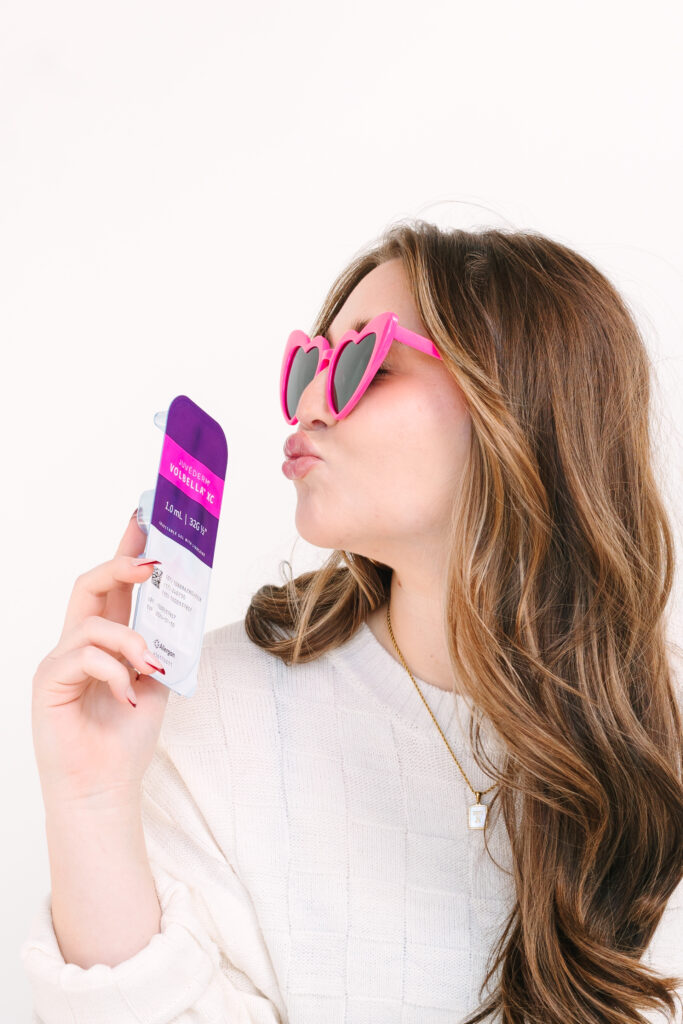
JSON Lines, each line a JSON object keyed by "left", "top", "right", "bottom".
{"left": 23, "top": 220, "right": 683, "bottom": 1023}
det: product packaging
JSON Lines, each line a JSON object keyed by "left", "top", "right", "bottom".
{"left": 132, "top": 394, "right": 228, "bottom": 697}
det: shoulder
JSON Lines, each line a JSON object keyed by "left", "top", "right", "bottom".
{"left": 199, "top": 614, "right": 287, "bottom": 687}
{"left": 641, "top": 640, "right": 683, "bottom": 976}
{"left": 159, "top": 615, "right": 284, "bottom": 746}
{"left": 202, "top": 615, "right": 252, "bottom": 649}
{"left": 642, "top": 875, "right": 683, "bottom": 982}
{"left": 159, "top": 615, "right": 350, "bottom": 740}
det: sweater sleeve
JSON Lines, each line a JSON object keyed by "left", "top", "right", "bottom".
{"left": 20, "top": 766, "right": 286, "bottom": 1024}
{"left": 20, "top": 642, "right": 287, "bottom": 1024}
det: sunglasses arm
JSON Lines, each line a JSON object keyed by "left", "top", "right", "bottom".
{"left": 392, "top": 323, "right": 442, "bottom": 361}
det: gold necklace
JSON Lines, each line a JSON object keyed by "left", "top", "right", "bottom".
{"left": 386, "top": 601, "right": 497, "bottom": 830}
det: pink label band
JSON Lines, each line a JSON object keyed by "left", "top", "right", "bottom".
{"left": 158, "top": 433, "right": 225, "bottom": 518}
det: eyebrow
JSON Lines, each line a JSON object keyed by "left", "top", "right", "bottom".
{"left": 326, "top": 317, "right": 370, "bottom": 348}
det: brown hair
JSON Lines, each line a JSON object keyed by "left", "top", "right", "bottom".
{"left": 245, "top": 220, "right": 683, "bottom": 1023}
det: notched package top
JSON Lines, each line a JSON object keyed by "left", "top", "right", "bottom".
{"left": 132, "top": 394, "right": 228, "bottom": 697}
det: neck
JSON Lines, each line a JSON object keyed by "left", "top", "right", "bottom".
{"left": 365, "top": 569, "right": 457, "bottom": 693}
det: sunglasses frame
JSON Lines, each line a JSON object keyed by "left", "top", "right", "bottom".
{"left": 280, "top": 311, "right": 442, "bottom": 424}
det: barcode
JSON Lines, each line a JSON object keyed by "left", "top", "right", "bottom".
{"left": 151, "top": 565, "right": 163, "bottom": 589}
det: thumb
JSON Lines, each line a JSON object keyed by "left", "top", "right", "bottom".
{"left": 102, "top": 510, "right": 150, "bottom": 627}
{"left": 116, "top": 508, "right": 148, "bottom": 559}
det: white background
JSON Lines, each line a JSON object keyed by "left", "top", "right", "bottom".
{"left": 2, "top": 0, "right": 682, "bottom": 1016}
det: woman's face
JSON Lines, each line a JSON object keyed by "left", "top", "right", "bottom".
{"left": 287, "top": 258, "right": 472, "bottom": 568}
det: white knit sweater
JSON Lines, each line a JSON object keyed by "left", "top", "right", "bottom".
{"left": 21, "top": 616, "right": 683, "bottom": 1023}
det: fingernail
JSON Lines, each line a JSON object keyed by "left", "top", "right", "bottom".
{"left": 134, "top": 558, "right": 162, "bottom": 567}
{"left": 143, "top": 651, "right": 165, "bottom": 674}
{"left": 126, "top": 685, "right": 137, "bottom": 707}
{"left": 145, "top": 663, "right": 166, "bottom": 675}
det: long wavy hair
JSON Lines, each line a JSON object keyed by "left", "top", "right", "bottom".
{"left": 245, "top": 220, "right": 683, "bottom": 1023}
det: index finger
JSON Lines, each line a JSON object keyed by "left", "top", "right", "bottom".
{"left": 60, "top": 510, "right": 151, "bottom": 638}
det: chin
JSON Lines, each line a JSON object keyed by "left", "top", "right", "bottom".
{"left": 293, "top": 518, "right": 345, "bottom": 552}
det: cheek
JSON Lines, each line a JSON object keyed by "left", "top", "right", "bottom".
{"left": 353, "top": 386, "right": 470, "bottom": 509}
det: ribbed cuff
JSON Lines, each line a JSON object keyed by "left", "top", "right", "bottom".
{"left": 20, "top": 874, "right": 220, "bottom": 1024}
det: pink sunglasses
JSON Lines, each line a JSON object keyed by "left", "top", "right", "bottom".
{"left": 280, "top": 311, "right": 442, "bottom": 424}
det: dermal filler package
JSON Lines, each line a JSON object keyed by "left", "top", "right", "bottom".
{"left": 132, "top": 394, "right": 228, "bottom": 697}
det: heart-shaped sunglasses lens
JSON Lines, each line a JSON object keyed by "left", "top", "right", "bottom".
{"left": 286, "top": 331, "right": 378, "bottom": 418}
{"left": 285, "top": 346, "right": 319, "bottom": 420}
{"left": 332, "top": 333, "right": 377, "bottom": 413}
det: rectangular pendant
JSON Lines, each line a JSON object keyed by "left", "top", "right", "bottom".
{"left": 468, "top": 802, "right": 488, "bottom": 829}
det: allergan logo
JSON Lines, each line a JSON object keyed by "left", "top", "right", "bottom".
{"left": 153, "top": 639, "right": 176, "bottom": 659}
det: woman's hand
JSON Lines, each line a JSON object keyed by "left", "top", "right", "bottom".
{"left": 31, "top": 512, "right": 172, "bottom": 810}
